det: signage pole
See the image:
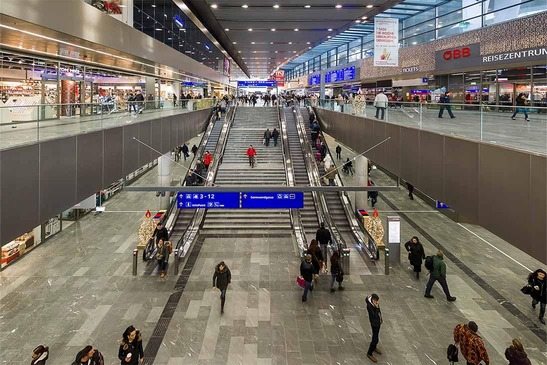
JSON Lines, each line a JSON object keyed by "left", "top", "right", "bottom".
{"left": 386, "top": 216, "right": 401, "bottom": 264}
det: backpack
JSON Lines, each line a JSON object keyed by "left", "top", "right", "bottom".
{"left": 424, "top": 256, "right": 434, "bottom": 271}
{"left": 447, "top": 343, "right": 459, "bottom": 363}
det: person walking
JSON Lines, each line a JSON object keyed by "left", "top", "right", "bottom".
{"left": 319, "top": 142, "right": 327, "bottom": 161}
{"left": 453, "top": 321, "right": 490, "bottom": 365}
{"left": 343, "top": 158, "right": 354, "bottom": 175}
{"left": 374, "top": 91, "right": 388, "bottom": 120}
{"left": 272, "top": 128, "right": 279, "bottom": 147}
{"left": 72, "top": 345, "right": 104, "bottom": 365}
{"left": 156, "top": 239, "right": 170, "bottom": 278}
{"left": 527, "top": 269, "right": 546, "bottom": 324}
{"left": 438, "top": 91, "right": 455, "bottom": 119}
{"left": 246, "top": 145, "right": 257, "bottom": 167}
{"left": 300, "top": 254, "right": 316, "bottom": 303}
{"left": 505, "top": 338, "right": 531, "bottom": 365}
{"left": 315, "top": 223, "right": 331, "bottom": 272}
{"left": 173, "top": 93, "right": 177, "bottom": 107}
{"left": 511, "top": 93, "right": 530, "bottom": 122}
{"left": 335, "top": 145, "right": 342, "bottom": 160}
{"left": 325, "top": 165, "right": 337, "bottom": 186}
{"left": 306, "top": 239, "right": 323, "bottom": 280}
{"left": 152, "top": 222, "right": 168, "bottom": 246}
{"left": 181, "top": 143, "right": 189, "bottom": 161}
{"left": 118, "top": 326, "right": 144, "bottom": 365}
{"left": 424, "top": 250, "right": 457, "bottom": 301}
{"left": 31, "top": 345, "right": 49, "bottom": 365}
{"left": 191, "top": 144, "right": 198, "bottom": 157}
{"left": 366, "top": 294, "right": 383, "bottom": 363}
{"left": 213, "top": 261, "right": 231, "bottom": 314}
{"left": 263, "top": 128, "right": 272, "bottom": 147}
{"left": 407, "top": 182, "right": 414, "bottom": 200}
{"left": 203, "top": 151, "right": 212, "bottom": 170}
{"left": 369, "top": 189, "right": 379, "bottom": 208}
{"left": 194, "top": 159, "right": 205, "bottom": 185}
{"left": 330, "top": 250, "right": 344, "bottom": 292}
{"left": 404, "top": 236, "right": 425, "bottom": 279}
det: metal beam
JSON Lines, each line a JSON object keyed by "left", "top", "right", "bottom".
{"left": 124, "top": 186, "right": 400, "bottom": 192}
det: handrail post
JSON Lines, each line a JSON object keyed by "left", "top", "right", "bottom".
{"left": 384, "top": 248, "right": 390, "bottom": 275}
{"left": 132, "top": 249, "right": 138, "bottom": 276}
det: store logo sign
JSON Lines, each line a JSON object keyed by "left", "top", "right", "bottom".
{"left": 435, "top": 43, "right": 480, "bottom": 71}
{"left": 442, "top": 47, "right": 471, "bottom": 60}
{"left": 402, "top": 66, "right": 419, "bottom": 73}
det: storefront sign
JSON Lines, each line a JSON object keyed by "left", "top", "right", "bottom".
{"left": 435, "top": 43, "right": 480, "bottom": 71}
{"left": 374, "top": 18, "right": 399, "bottom": 67}
{"left": 482, "top": 47, "right": 547, "bottom": 66}
{"left": 324, "top": 66, "right": 356, "bottom": 83}
{"left": 182, "top": 82, "right": 206, "bottom": 87}
{"left": 274, "top": 70, "right": 285, "bottom": 87}
{"left": 238, "top": 80, "right": 277, "bottom": 87}
{"left": 309, "top": 74, "right": 321, "bottom": 86}
{"left": 402, "top": 66, "right": 419, "bottom": 74}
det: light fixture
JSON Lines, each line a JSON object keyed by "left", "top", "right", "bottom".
{"left": 270, "top": 41, "right": 274, "bottom": 44}
{"left": 271, "top": 28, "right": 276, "bottom": 31}
{"left": 327, "top": 35, "right": 331, "bottom": 38}
{"left": 233, "top": 41, "right": 237, "bottom": 44}
{"left": 155, "top": 28, "right": 162, "bottom": 31}
{"left": 151, "top": 4, "right": 156, "bottom": 7}
{"left": 328, "top": 28, "right": 333, "bottom": 31}
{"left": 248, "top": 28, "right": 253, "bottom": 31}
{"left": 289, "top": 41, "right": 292, "bottom": 44}
{"left": 273, "top": 4, "right": 279, "bottom": 8}
{"left": 362, "top": 16, "right": 368, "bottom": 20}
{"left": 335, "top": 4, "right": 342, "bottom": 8}
{"left": 225, "top": 28, "right": 229, "bottom": 31}
{"left": 242, "top": 4, "right": 248, "bottom": 8}
{"left": 294, "top": 28, "right": 299, "bottom": 31}
{"left": 210, "top": 4, "right": 218, "bottom": 8}
{"left": 306, "top": 42, "right": 311, "bottom": 44}
{"left": 308, "top": 47, "right": 312, "bottom": 49}
{"left": 304, "top": 5, "right": 311, "bottom": 8}
{"left": 366, "top": 4, "right": 373, "bottom": 8}
{"left": 355, "top": 20, "right": 361, "bottom": 23}
{"left": 251, "top": 41, "right": 255, "bottom": 44}
{"left": 293, "top": 51, "right": 297, "bottom": 53}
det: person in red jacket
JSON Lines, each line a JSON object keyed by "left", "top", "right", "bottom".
{"left": 203, "top": 151, "right": 212, "bottom": 170}
{"left": 246, "top": 145, "right": 257, "bottom": 167}
{"left": 453, "top": 321, "right": 490, "bottom": 365}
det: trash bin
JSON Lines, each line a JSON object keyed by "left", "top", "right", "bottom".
{"left": 341, "top": 248, "right": 351, "bottom": 275}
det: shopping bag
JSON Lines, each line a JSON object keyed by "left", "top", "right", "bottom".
{"left": 263, "top": 138, "right": 266, "bottom": 145}
{"left": 296, "top": 276, "right": 306, "bottom": 288}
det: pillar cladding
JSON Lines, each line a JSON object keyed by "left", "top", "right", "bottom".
{"left": 355, "top": 155, "right": 369, "bottom": 211}
{"left": 158, "top": 154, "right": 171, "bottom": 209}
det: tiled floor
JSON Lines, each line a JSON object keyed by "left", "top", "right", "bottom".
{"left": 1, "top": 127, "right": 546, "bottom": 365}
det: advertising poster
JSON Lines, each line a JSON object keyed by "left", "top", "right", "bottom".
{"left": 374, "top": 18, "right": 399, "bottom": 67}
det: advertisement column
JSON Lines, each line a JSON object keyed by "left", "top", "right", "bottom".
{"left": 374, "top": 18, "right": 399, "bottom": 67}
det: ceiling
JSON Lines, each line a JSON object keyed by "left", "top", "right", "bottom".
{"left": 184, "top": 0, "right": 403, "bottom": 80}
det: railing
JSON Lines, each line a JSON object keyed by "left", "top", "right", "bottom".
{"left": 0, "top": 98, "right": 218, "bottom": 150}
{"left": 307, "top": 98, "right": 547, "bottom": 155}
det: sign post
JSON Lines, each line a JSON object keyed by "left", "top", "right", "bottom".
{"left": 386, "top": 216, "right": 401, "bottom": 264}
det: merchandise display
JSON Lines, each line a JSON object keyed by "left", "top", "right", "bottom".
{"left": 1, "top": 231, "right": 35, "bottom": 268}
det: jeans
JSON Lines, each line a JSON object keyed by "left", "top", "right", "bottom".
{"left": 265, "top": 138, "right": 270, "bottom": 147}
{"left": 273, "top": 138, "right": 278, "bottom": 147}
{"left": 302, "top": 281, "right": 313, "bottom": 300}
{"left": 367, "top": 325, "right": 381, "bottom": 355}
{"left": 158, "top": 259, "right": 167, "bottom": 272}
{"left": 330, "top": 272, "right": 343, "bottom": 289}
{"left": 511, "top": 107, "right": 529, "bottom": 119}
{"left": 329, "top": 179, "right": 335, "bottom": 186}
{"left": 371, "top": 195, "right": 377, "bottom": 207}
{"left": 438, "top": 105, "right": 455, "bottom": 118}
{"left": 375, "top": 107, "right": 385, "bottom": 119}
{"left": 532, "top": 299, "right": 546, "bottom": 318}
{"left": 220, "top": 288, "right": 227, "bottom": 300}
{"left": 425, "top": 275, "right": 452, "bottom": 298}
{"left": 320, "top": 244, "right": 328, "bottom": 269}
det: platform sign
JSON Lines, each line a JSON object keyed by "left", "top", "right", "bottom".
{"left": 177, "top": 192, "right": 240, "bottom": 209}
{"left": 241, "top": 192, "right": 304, "bottom": 209}
{"left": 238, "top": 80, "right": 277, "bottom": 88}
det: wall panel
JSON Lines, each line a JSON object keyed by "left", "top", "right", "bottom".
{"left": 103, "top": 127, "right": 123, "bottom": 187}
{"left": 138, "top": 121, "right": 152, "bottom": 167}
{"left": 399, "top": 127, "right": 420, "bottom": 186}
{"left": 123, "top": 124, "right": 139, "bottom": 176}
{"left": 419, "top": 131, "right": 444, "bottom": 200}
{"left": 76, "top": 132, "right": 103, "bottom": 203}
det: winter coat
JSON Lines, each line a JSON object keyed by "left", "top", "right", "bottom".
{"left": 432, "top": 255, "right": 446, "bottom": 279}
{"left": 156, "top": 243, "right": 170, "bottom": 263}
{"left": 528, "top": 269, "right": 546, "bottom": 303}
{"left": 453, "top": 323, "right": 490, "bottom": 365}
{"left": 118, "top": 336, "right": 144, "bottom": 365}
{"left": 31, "top": 351, "right": 49, "bottom": 365}
{"left": 335, "top": 146, "right": 342, "bottom": 154}
{"left": 153, "top": 227, "right": 168, "bottom": 242}
{"left": 272, "top": 129, "right": 279, "bottom": 139}
{"left": 330, "top": 255, "right": 342, "bottom": 275}
{"left": 306, "top": 247, "right": 323, "bottom": 273}
{"left": 191, "top": 145, "right": 198, "bottom": 154}
{"left": 366, "top": 296, "right": 383, "bottom": 327}
{"left": 213, "top": 265, "right": 231, "bottom": 290}
{"left": 404, "top": 241, "right": 425, "bottom": 266}
{"left": 325, "top": 166, "right": 337, "bottom": 180}
{"left": 264, "top": 130, "right": 272, "bottom": 139}
{"left": 316, "top": 228, "right": 331, "bottom": 246}
{"left": 181, "top": 145, "right": 189, "bottom": 154}
{"left": 72, "top": 350, "right": 103, "bottom": 365}
{"left": 203, "top": 153, "right": 212, "bottom": 166}
{"left": 300, "top": 260, "right": 315, "bottom": 282}
{"left": 505, "top": 346, "right": 531, "bottom": 365}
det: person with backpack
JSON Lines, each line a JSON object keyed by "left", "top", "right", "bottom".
{"left": 156, "top": 239, "right": 171, "bottom": 278}
{"left": 404, "top": 236, "right": 425, "bottom": 279}
{"left": 315, "top": 223, "right": 332, "bottom": 271}
{"left": 72, "top": 345, "right": 104, "bottom": 365}
{"left": 366, "top": 294, "right": 383, "bottom": 363}
{"left": 505, "top": 338, "right": 531, "bottom": 365}
{"left": 424, "top": 250, "right": 457, "bottom": 301}
{"left": 118, "top": 326, "right": 144, "bottom": 365}
{"left": 300, "top": 254, "right": 316, "bottom": 303}
{"left": 526, "top": 269, "right": 546, "bottom": 324}
{"left": 438, "top": 91, "right": 455, "bottom": 119}
{"left": 31, "top": 345, "right": 49, "bottom": 365}
{"left": 453, "top": 321, "right": 490, "bottom": 365}
{"left": 212, "top": 261, "right": 231, "bottom": 314}
{"left": 330, "top": 251, "right": 344, "bottom": 292}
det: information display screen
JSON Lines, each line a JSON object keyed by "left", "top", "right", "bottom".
{"left": 238, "top": 81, "right": 277, "bottom": 87}
{"left": 176, "top": 192, "right": 304, "bottom": 209}
{"left": 241, "top": 192, "right": 304, "bottom": 209}
{"left": 177, "top": 192, "right": 240, "bottom": 209}
{"left": 324, "top": 66, "right": 356, "bottom": 83}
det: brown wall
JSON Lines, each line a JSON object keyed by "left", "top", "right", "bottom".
{"left": 314, "top": 108, "right": 547, "bottom": 263}
{"left": 0, "top": 109, "right": 212, "bottom": 245}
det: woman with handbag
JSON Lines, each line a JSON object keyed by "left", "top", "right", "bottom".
{"left": 404, "top": 236, "right": 425, "bottom": 279}
{"left": 524, "top": 269, "right": 546, "bottom": 324}
{"left": 306, "top": 240, "right": 323, "bottom": 283}
{"left": 300, "top": 254, "right": 315, "bottom": 303}
{"left": 156, "top": 239, "right": 170, "bottom": 278}
{"left": 330, "top": 251, "right": 345, "bottom": 292}
{"left": 118, "top": 326, "right": 144, "bottom": 365}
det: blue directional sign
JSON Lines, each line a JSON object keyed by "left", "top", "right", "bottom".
{"left": 309, "top": 74, "right": 321, "bottom": 86}
{"left": 436, "top": 201, "right": 450, "bottom": 209}
{"left": 241, "top": 192, "right": 304, "bottom": 209}
{"left": 177, "top": 192, "right": 240, "bottom": 209}
{"left": 238, "top": 80, "right": 277, "bottom": 87}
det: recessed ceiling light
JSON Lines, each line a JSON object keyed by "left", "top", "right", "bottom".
{"left": 335, "top": 4, "right": 342, "bottom": 8}
{"left": 288, "top": 42, "right": 292, "bottom": 44}
{"left": 293, "top": 51, "right": 297, "bottom": 53}
{"left": 233, "top": 41, "right": 237, "bottom": 44}
{"left": 155, "top": 28, "right": 162, "bottom": 31}
{"left": 308, "top": 47, "right": 312, "bottom": 49}
{"left": 327, "top": 35, "right": 331, "bottom": 38}
{"left": 225, "top": 28, "right": 229, "bottom": 31}
{"left": 251, "top": 41, "right": 255, "bottom": 44}
{"left": 248, "top": 28, "right": 253, "bottom": 31}
{"left": 210, "top": 4, "right": 218, "bottom": 8}
{"left": 304, "top": 5, "right": 311, "bottom": 8}
{"left": 271, "top": 28, "right": 276, "bottom": 31}
{"left": 366, "top": 4, "right": 374, "bottom": 8}
{"left": 328, "top": 28, "right": 333, "bottom": 31}
{"left": 273, "top": 4, "right": 279, "bottom": 8}
{"left": 275, "top": 51, "right": 278, "bottom": 53}
{"left": 151, "top": 4, "right": 156, "bottom": 7}
{"left": 355, "top": 20, "right": 361, "bottom": 23}
{"left": 242, "top": 4, "right": 248, "bottom": 8}
{"left": 294, "top": 28, "right": 299, "bottom": 31}
{"left": 270, "top": 42, "right": 274, "bottom": 44}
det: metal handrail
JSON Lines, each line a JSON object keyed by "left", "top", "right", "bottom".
{"left": 0, "top": 98, "right": 218, "bottom": 109}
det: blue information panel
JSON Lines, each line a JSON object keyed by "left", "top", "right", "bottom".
{"left": 436, "top": 201, "right": 450, "bottom": 209}
{"left": 324, "top": 66, "right": 356, "bottom": 83}
{"left": 182, "top": 81, "right": 206, "bottom": 87}
{"left": 309, "top": 74, "right": 321, "bottom": 86}
{"left": 241, "top": 192, "right": 304, "bottom": 209}
{"left": 238, "top": 80, "right": 277, "bottom": 87}
{"left": 177, "top": 192, "right": 240, "bottom": 209}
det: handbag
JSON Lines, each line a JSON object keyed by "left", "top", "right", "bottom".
{"left": 521, "top": 285, "right": 533, "bottom": 295}
{"left": 296, "top": 276, "right": 306, "bottom": 288}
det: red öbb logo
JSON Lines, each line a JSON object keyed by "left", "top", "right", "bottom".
{"left": 442, "top": 47, "right": 471, "bottom": 61}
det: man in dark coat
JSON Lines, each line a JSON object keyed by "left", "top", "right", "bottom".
{"left": 181, "top": 143, "right": 189, "bottom": 161}
{"left": 191, "top": 144, "right": 198, "bottom": 156}
{"left": 316, "top": 222, "right": 332, "bottom": 271}
{"left": 366, "top": 294, "right": 383, "bottom": 363}
{"left": 424, "top": 250, "right": 456, "bottom": 301}
{"left": 528, "top": 269, "right": 546, "bottom": 324}
{"left": 213, "top": 261, "right": 231, "bottom": 314}
{"left": 404, "top": 236, "right": 425, "bottom": 278}
{"left": 272, "top": 128, "right": 280, "bottom": 147}
{"left": 335, "top": 145, "right": 342, "bottom": 160}
{"left": 152, "top": 223, "right": 168, "bottom": 245}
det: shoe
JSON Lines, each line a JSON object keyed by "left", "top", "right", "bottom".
{"left": 302, "top": 297, "right": 307, "bottom": 302}
{"left": 438, "top": 116, "right": 443, "bottom": 118}
{"left": 447, "top": 296, "right": 457, "bottom": 302}
{"left": 511, "top": 117, "right": 516, "bottom": 120}
{"left": 532, "top": 302, "right": 537, "bottom": 309}
{"left": 450, "top": 117, "right": 456, "bottom": 119}
{"left": 330, "top": 288, "right": 335, "bottom": 292}
{"left": 367, "top": 354, "right": 377, "bottom": 363}
{"left": 424, "top": 294, "right": 434, "bottom": 299}
{"left": 526, "top": 118, "right": 530, "bottom": 122}
{"left": 374, "top": 347, "right": 382, "bottom": 355}
{"left": 338, "top": 286, "right": 345, "bottom": 291}
{"left": 540, "top": 317, "right": 545, "bottom": 325}
{"left": 309, "top": 285, "right": 314, "bottom": 292}
{"left": 160, "top": 272, "right": 165, "bottom": 278}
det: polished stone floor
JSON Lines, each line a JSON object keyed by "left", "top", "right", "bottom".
{"left": 1, "top": 132, "right": 546, "bottom": 364}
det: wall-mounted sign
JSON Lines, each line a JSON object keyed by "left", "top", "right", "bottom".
{"left": 324, "top": 66, "right": 356, "bottom": 83}
{"left": 435, "top": 44, "right": 480, "bottom": 71}
{"left": 402, "top": 66, "right": 419, "bottom": 74}
{"left": 238, "top": 80, "right": 277, "bottom": 87}
{"left": 482, "top": 47, "right": 547, "bottom": 66}
{"left": 422, "top": 77, "right": 429, "bottom": 83}
{"left": 182, "top": 82, "right": 206, "bottom": 87}
{"left": 309, "top": 74, "right": 321, "bottom": 86}
{"left": 374, "top": 18, "right": 399, "bottom": 67}
{"left": 273, "top": 70, "right": 285, "bottom": 87}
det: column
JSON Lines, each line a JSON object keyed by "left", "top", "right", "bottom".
{"left": 158, "top": 154, "right": 171, "bottom": 210}
{"left": 354, "top": 155, "right": 369, "bottom": 211}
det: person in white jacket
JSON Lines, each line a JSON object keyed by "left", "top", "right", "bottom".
{"left": 374, "top": 92, "right": 389, "bottom": 120}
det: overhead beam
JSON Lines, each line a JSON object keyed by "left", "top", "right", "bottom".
{"left": 125, "top": 186, "right": 400, "bottom": 192}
